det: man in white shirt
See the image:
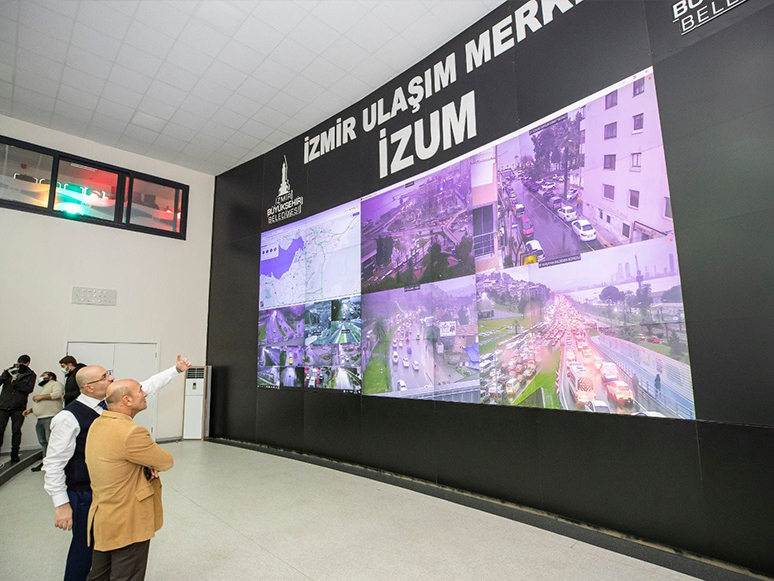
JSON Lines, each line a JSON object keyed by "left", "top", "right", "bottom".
{"left": 43, "top": 354, "right": 192, "bottom": 581}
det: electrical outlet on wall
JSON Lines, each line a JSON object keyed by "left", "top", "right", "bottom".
{"left": 72, "top": 287, "right": 117, "bottom": 306}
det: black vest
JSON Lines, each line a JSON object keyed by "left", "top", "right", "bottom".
{"left": 64, "top": 400, "right": 100, "bottom": 492}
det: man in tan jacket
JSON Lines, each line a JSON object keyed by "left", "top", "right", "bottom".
{"left": 84, "top": 379, "right": 174, "bottom": 581}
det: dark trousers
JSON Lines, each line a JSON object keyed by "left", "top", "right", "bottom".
{"left": 64, "top": 490, "right": 93, "bottom": 581}
{"left": 0, "top": 409, "right": 25, "bottom": 458}
{"left": 87, "top": 540, "right": 150, "bottom": 581}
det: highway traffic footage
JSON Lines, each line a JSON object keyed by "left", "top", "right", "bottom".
{"left": 256, "top": 72, "right": 695, "bottom": 416}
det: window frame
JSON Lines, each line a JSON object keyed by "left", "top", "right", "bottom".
{"left": 633, "top": 113, "right": 644, "bottom": 133}
{"left": 603, "top": 184, "right": 615, "bottom": 200}
{"left": 629, "top": 189, "right": 640, "bottom": 209}
{"left": 603, "top": 154, "right": 616, "bottom": 170}
{"left": 0, "top": 134, "right": 189, "bottom": 240}
{"left": 604, "top": 122, "right": 617, "bottom": 140}
{"left": 633, "top": 78, "right": 645, "bottom": 97}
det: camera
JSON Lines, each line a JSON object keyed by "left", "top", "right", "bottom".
{"left": 8, "top": 364, "right": 20, "bottom": 378}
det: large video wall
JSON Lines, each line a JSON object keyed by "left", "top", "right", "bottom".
{"left": 258, "top": 68, "right": 695, "bottom": 420}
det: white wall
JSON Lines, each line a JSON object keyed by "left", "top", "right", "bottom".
{"left": 0, "top": 115, "right": 215, "bottom": 453}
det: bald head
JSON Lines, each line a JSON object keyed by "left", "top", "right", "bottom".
{"left": 106, "top": 379, "right": 147, "bottom": 417}
{"left": 76, "top": 365, "right": 104, "bottom": 389}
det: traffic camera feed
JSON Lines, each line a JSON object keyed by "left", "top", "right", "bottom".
{"left": 257, "top": 69, "right": 695, "bottom": 418}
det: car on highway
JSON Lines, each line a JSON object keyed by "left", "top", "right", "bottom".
{"left": 587, "top": 400, "right": 611, "bottom": 413}
{"left": 396, "top": 380, "right": 407, "bottom": 391}
{"left": 392, "top": 351, "right": 399, "bottom": 364}
{"left": 403, "top": 357, "right": 409, "bottom": 368}
{"left": 556, "top": 205, "right": 577, "bottom": 222}
{"left": 600, "top": 362, "right": 618, "bottom": 382}
{"left": 520, "top": 214, "right": 534, "bottom": 239}
{"left": 634, "top": 410, "right": 667, "bottom": 418}
{"left": 524, "top": 240, "right": 545, "bottom": 262}
{"left": 513, "top": 202, "right": 525, "bottom": 218}
{"left": 605, "top": 380, "right": 633, "bottom": 405}
{"left": 571, "top": 219, "right": 597, "bottom": 242}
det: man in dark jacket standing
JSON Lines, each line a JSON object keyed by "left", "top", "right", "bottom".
{"left": 61, "top": 356, "right": 87, "bottom": 406}
{"left": 0, "top": 354, "right": 36, "bottom": 462}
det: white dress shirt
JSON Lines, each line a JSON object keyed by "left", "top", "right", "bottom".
{"left": 43, "top": 366, "right": 181, "bottom": 507}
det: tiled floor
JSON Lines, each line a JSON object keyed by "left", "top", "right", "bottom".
{"left": 0, "top": 441, "right": 701, "bottom": 581}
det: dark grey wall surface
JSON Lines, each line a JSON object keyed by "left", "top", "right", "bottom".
{"left": 207, "top": 1, "right": 774, "bottom": 576}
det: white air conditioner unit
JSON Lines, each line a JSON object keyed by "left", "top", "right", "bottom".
{"left": 183, "top": 366, "right": 211, "bottom": 440}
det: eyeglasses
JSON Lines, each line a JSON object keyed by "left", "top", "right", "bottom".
{"left": 85, "top": 372, "right": 109, "bottom": 386}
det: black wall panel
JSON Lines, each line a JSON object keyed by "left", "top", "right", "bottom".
{"left": 207, "top": 2, "right": 774, "bottom": 576}
{"left": 513, "top": 0, "right": 652, "bottom": 127}
{"left": 254, "top": 388, "right": 304, "bottom": 451}
{"left": 303, "top": 391, "right": 362, "bottom": 464}
{"left": 359, "top": 397, "right": 437, "bottom": 482}
{"left": 537, "top": 411, "right": 710, "bottom": 556}
{"left": 681, "top": 314, "right": 774, "bottom": 426}
{"left": 697, "top": 422, "right": 774, "bottom": 575}
{"left": 434, "top": 402, "right": 543, "bottom": 509}
{"left": 661, "top": 104, "right": 774, "bottom": 232}
{"left": 652, "top": 3, "right": 774, "bottom": 148}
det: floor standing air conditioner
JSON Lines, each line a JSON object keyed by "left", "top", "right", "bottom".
{"left": 183, "top": 366, "right": 211, "bottom": 440}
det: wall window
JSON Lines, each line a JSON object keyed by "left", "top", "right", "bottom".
{"left": 604, "top": 122, "right": 617, "bottom": 139}
{"left": 633, "top": 113, "right": 644, "bottom": 132}
{"left": 580, "top": 129, "right": 585, "bottom": 144}
{"left": 0, "top": 143, "right": 53, "bottom": 208}
{"left": 629, "top": 189, "right": 640, "bottom": 208}
{"left": 633, "top": 78, "right": 645, "bottom": 96}
{"left": 126, "top": 178, "right": 183, "bottom": 233}
{"left": 603, "top": 154, "right": 616, "bottom": 170}
{"left": 54, "top": 160, "right": 119, "bottom": 222}
{"left": 472, "top": 205, "right": 495, "bottom": 257}
{"left": 599, "top": 209, "right": 603, "bottom": 219}
{"left": 605, "top": 90, "right": 618, "bottom": 109}
{"left": 631, "top": 152, "right": 642, "bottom": 170}
{"left": 622, "top": 223, "right": 631, "bottom": 238}
{"left": 603, "top": 184, "right": 615, "bottom": 200}
{"left": 665, "top": 197, "right": 673, "bottom": 219}
{"left": 0, "top": 135, "right": 189, "bottom": 239}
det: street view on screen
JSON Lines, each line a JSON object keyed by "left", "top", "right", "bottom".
{"left": 257, "top": 69, "right": 695, "bottom": 419}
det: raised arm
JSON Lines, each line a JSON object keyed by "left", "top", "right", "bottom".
{"left": 140, "top": 354, "right": 192, "bottom": 398}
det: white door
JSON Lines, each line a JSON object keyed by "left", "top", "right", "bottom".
{"left": 66, "top": 342, "right": 116, "bottom": 375}
{"left": 66, "top": 342, "right": 159, "bottom": 437}
{"left": 112, "top": 343, "right": 158, "bottom": 436}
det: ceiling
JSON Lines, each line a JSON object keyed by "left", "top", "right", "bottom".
{"left": 0, "top": 0, "right": 502, "bottom": 176}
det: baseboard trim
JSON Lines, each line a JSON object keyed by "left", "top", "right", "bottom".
{"left": 0, "top": 450, "right": 43, "bottom": 487}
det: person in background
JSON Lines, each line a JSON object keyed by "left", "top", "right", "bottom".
{"left": 0, "top": 354, "right": 36, "bottom": 463}
{"left": 23, "top": 370, "right": 65, "bottom": 472}
{"left": 61, "top": 356, "right": 88, "bottom": 406}
{"left": 43, "top": 354, "right": 192, "bottom": 581}
{"left": 85, "top": 379, "right": 175, "bottom": 581}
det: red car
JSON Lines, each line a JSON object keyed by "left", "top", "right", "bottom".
{"left": 605, "top": 380, "right": 633, "bottom": 405}
{"left": 647, "top": 336, "right": 661, "bottom": 344}
{"left": 520, "top": 214, "right": 534, "bottom": 239}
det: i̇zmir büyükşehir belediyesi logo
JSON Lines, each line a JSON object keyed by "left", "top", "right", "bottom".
{"left": 267, "top": 156, "right": 303, "bottom": 225}
{"left": 672, "top": 0, "right": 749, "bottom": 35}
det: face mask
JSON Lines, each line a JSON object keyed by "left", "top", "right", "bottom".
{"left": 18, "top": 364, "right": 29, "bottom": 374}
{"left": 38, "top": 377, "right": 49, "bottom": 386}
{"left": 61, "top": 367, "right": 68, "bottom": 374}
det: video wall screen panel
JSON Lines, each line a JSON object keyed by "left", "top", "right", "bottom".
{"left": 257, "top": 68, "right": 695, "bottom": 420}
